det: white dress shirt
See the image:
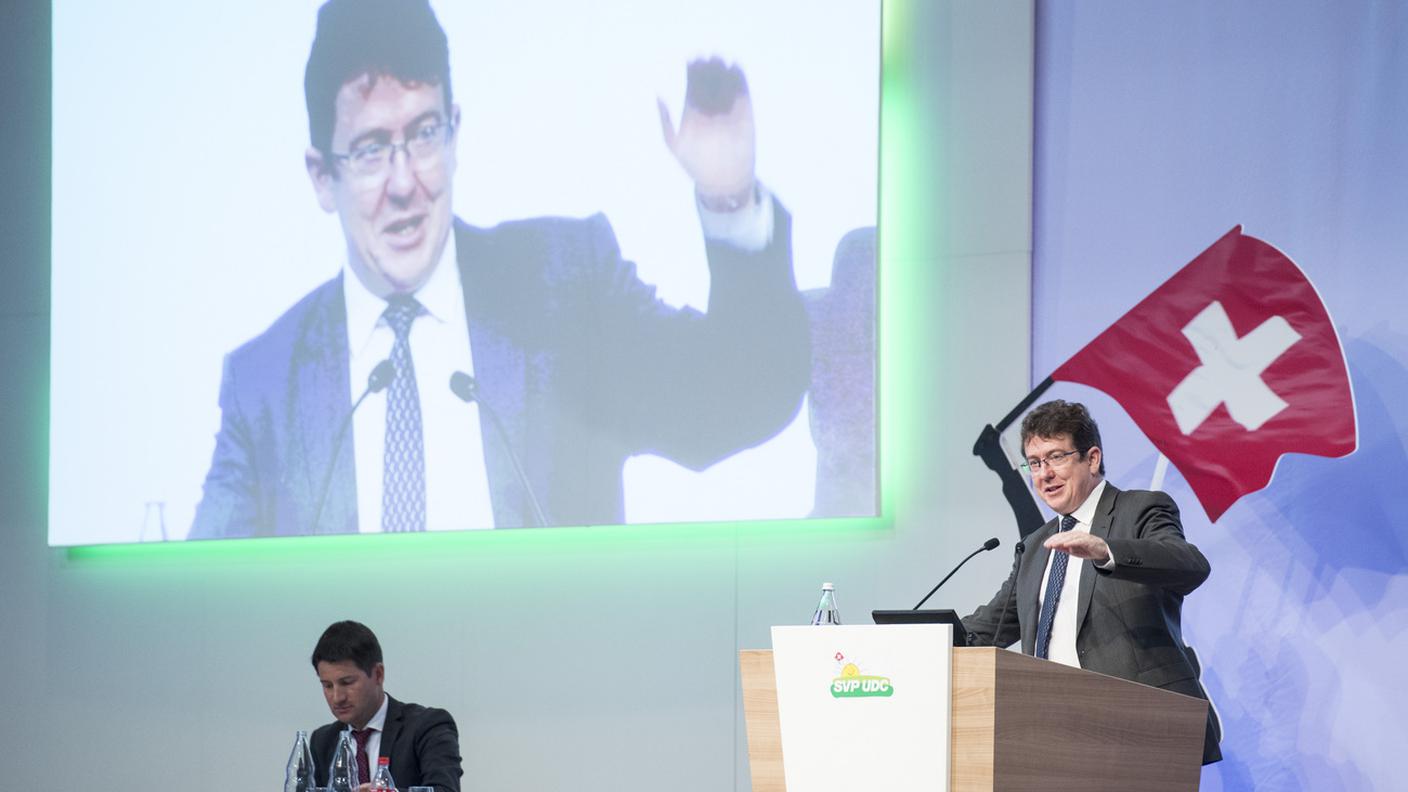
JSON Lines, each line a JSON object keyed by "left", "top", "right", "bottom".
{"left": 1039, "top": 479, "right": 1111, "bottom": 668}
{"left": 345, "top": 693, "right": 389, "bottom": 778}
{"left": 343, "top": 234, "right": 495, "bottom": 533}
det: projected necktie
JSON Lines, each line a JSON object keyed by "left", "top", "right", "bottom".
{"left": 1033, "top": 514, "right": 1077, "bottom": 659}
{"left": 382, "top": 296, "right": 426, "bottom": 532}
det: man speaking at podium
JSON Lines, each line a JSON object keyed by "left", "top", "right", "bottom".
{"left": 189, "top": 0, "right": 808, "bottom": 538}
{"left": 961, "top": 400, "right": 1222, "bottom": 764}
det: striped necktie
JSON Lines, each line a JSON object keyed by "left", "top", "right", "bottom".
{"left": 1034, "top": 514, "right": 1078, "bottom": 659}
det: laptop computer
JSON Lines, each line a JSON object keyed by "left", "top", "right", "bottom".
{"left": 870, "top": 608, "right": 970, "bottom": 647}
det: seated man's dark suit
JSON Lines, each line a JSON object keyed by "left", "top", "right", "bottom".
{"left": 191, "top": 204, "right": 808, "bottom": 537}
{"left": 961, "top": 484, "right": 1223, "bottom": 764}
{"left": 311, "top": 695, "right": 461, "bottom": 791}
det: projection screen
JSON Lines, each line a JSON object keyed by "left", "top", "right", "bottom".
{"left": 49, "top": 0, "right": 879, "bottom": 544}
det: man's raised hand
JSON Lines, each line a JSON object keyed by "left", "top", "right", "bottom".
{"left": 658, "top": 57, "right": 757, "bottom": 212}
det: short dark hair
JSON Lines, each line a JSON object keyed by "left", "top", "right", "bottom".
{"left": 304, "top": 0, "right": 453, "bottom": 154}
{"left": 1020, "top": 399, "right": 1105, "bottom": 475}
{"left": 311, "top": 620, "right": 384, "bottom": 675}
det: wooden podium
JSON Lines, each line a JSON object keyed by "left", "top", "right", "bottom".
{"left": 741, "top": 647, "right": 1207, "bottom": 792}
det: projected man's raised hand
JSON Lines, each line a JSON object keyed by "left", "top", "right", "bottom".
{"left": 658, "top": 57, "right": 758, "bottom": 212}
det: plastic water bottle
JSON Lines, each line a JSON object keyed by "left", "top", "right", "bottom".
{"left": 371, "top": 756, "right": 398, "bottom": 791}
{"left": 811, "top": 582, "right": 841, "bottom": 625}
{"left": 284, "top": 730, "right": 315, "bottom": 792}
{"left": 329, "top": 730, "right": 360, "bottom": 792}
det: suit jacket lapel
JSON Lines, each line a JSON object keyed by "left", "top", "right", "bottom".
{"left": 378, "top": 696, "right": 403, "bottom": 765}
{"left": 1075, "top": 482, "right": 1120, "bottom": 633}
{"left": 289, "top": 275, "right": 354, "bottom": 535}
{"left": 1019, "top": 519, "right": 1058, "bottom": 654}
{"left": 457, "top": 223, "right": 529, "bottom": 528}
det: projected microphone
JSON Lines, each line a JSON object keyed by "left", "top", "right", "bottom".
{"left": 911, "top": 537, "right": 1001, "bottom": 610}
{"left": 311, "top": 360, "right": 395, "bottom": 532}
{"left": 990, "top": 540, "right": 1026, "bottom": 649}
{"left": 449, "top": 371, "right": 550, "bottom": 528}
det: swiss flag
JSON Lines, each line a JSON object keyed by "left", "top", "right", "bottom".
{"left": 1051, "top": 226, "right": 1357, "bottom": 522}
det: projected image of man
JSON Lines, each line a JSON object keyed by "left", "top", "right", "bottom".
{"left": 189, "top": 0, "right": 809, "bottom": 538}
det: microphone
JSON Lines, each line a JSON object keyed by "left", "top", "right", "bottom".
{"left": 448, "top": 371, "right": 477, "bottom": 403}
{"left": 912, "top": 537, "right": 1001, "bottom": 610}
{"left": 312, "top": 360, "right": 395, "bottom": 532}
{"left": 990, "top": 540, "right": 1026, "bottom": 649}
{"left": 449, "top": 371, "right": 550, "bottom": 527}
{"left": 366, "top": 358, "right": 396, "bottom": 393}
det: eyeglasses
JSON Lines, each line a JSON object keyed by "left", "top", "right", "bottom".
{"left": 1020, "top": 449, "right": 1083, "bottom": 474}
{"left": 331, "top": 120, "right": 455, "bottom": 180}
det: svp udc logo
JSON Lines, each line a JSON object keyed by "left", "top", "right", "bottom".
{"left": 829, "top": 651, "right": 894, "bottom": 698}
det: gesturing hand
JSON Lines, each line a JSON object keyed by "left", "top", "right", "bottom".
{"left": 1044, "top": 530, "right": 1112, "bottom": 564}
{"left": 658, "top": 57, "right": 757, "bottom": 211}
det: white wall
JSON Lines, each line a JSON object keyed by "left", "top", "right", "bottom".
{"left": 0, "top": 1, "right": 1034, "bottom": 789}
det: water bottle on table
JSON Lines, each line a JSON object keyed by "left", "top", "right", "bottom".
{"left": 811, "top": 582, "right": 841, "bottom": 625}
{"left": 371, "top": 756, "right": 398, "bottom": 791}
{"left": 329, "top": 730, "right": 360, "bottom": 792}
{"left": 284, "top": 730, "right": 315, "bottom": 792}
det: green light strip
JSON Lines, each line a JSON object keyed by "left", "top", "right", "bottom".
{"left": 877, "top": 0, "right": 933, "bottom": 521}
{"left": 65, "top": 511, "right": 892, "bottom": 562}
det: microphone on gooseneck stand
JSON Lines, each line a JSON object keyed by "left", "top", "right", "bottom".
{"left": 312, "top": 360, "right": 396, "bottom": 532}
{"left": 991, "top": 540, "right": 1026, "bottom": 649}
{"left": 449, "top": 371, "right": 550, "bottom": 528}
{"left": 912, "top": 537, "right": 1001, "bottom": 610}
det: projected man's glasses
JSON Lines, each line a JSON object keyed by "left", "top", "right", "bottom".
{"left": 332, "top": 120, "right": 455, "bottom": 180}
{"left": 1019, "top": 449, "right": 1082, "bottom": 474}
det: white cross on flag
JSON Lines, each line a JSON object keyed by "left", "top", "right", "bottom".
{"left": 1051, "top": 226, "right": 1357, "bottom": 521}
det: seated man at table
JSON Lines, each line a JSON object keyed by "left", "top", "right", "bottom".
{"left": 310, "top": 620, "right": 462, "bottom": 790}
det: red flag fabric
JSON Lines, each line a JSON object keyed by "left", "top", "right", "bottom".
{"left": 1051, "top": 226, "right": 1357, "bottom": 522}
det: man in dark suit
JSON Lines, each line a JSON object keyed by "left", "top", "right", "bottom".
{"left": 962, "top": 400, "right": 1222, "bottom": 765}
{"left": 189, "top": 0, "right": 808, "bottom": 538}
{"left": 310, "top": 620, "right": 462, "bottom": 791}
